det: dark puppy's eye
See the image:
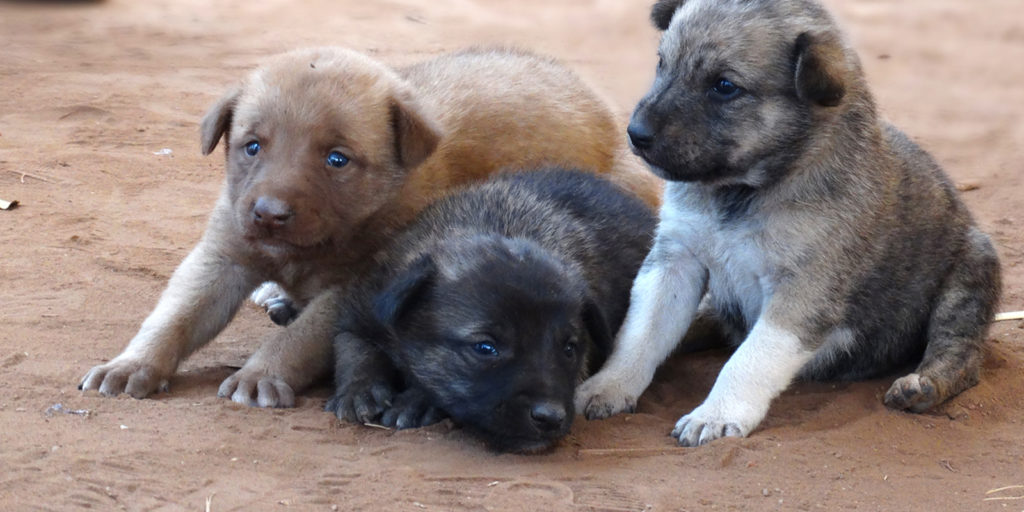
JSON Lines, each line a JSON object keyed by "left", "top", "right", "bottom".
{"left": 472, "top": 341, "right": 499, "bottom": 357}
{"left": 563, "top": 338, "right": 578, "bottom": 359}
{"left": 326, "top": 150, "right": 350, "bottom": 168}
{"left": 709, "top": 78, "right": 743, "bottom": 101}
{"left": 244, "top": 141, "right": 261, "bottom": 156}
{"left": 657, "top": 55, "right": 665, "bottom": 71}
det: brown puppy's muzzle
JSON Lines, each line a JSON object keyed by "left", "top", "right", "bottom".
{"left": 251, "top": 196, "right": 295, "bottom": 232}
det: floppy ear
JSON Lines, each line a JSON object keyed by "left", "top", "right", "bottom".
{"left": 390, "top": 91, "right": 442, "bottom": 169}
{"left": 372, "top": 255, "right": 436, "bottom": 330}
{"left": 200, "top": 86, "right": 240, "bottom": 156}
{"left": 793, "top": 31, "right": 847, "bottom": 107}
{"left": 650, "top": 0, "right": 686, "bottom": 31}
{"left": 581, "top": 299, "right": 615, "bottom": 375}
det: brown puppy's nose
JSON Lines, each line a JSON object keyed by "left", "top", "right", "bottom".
{"left": 252, "top": 196, "right": 294, "bottom": 229}
{"left": 627, "top": 121, "right": 655, "bottom": 150}
{"left": 530, "top": 401, "right": 567, "bottom": 432}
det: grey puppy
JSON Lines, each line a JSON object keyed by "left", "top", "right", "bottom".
{"left": 326, "top": 169, "right": 655, "bottom": 453}
{"left": 576, "top": 0, "right": 1001, "bottom": 447}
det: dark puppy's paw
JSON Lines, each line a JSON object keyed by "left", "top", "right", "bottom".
{"left": 379, "top": 388, "right": 447, "bottom": 430}
{"left": 324, "top": 380, "right": 396, "bottom": 424}
{"left": 884, "top": 373, "right": 939, "bottom": 413}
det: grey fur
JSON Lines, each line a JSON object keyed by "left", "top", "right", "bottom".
{"left": 578, "top": 0, "right": 1001, "bottom": 446}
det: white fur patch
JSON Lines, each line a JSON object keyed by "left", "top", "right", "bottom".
{"left": 673, "top": 319, "right": 812, "bottom": 445}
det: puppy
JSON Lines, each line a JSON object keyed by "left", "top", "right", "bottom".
{"left": 326, "top": 169, "right": 655, "bottom": 453}
{"left": 79, "top": 46, "right": 662, "bottom": 407}
{"left": 576, "top": 0, "right": 1001, "bottom": 446}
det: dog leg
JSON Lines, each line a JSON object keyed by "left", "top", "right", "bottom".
{"left": 379, "top": 387, "right": 447, "bottom": 430}
{"left": 250, "top": 282, "right": 301, "bottom": 326}
{"left": 80, "top": 235, "right": 259, "bottom": 398}
{"left": 885, "top": 228, "right": 1001, "bottom": 412}
{"left": 672, "top": 318, "right": 813, "bottom": 446}
{"left": 217, "top": 287, "right": 339, "bottom": 407}
{"left": 325, "top": 330, "right": 401, "bottom": 423}
{"left": 575, "top": 243, "right": 706, "bottom": 419}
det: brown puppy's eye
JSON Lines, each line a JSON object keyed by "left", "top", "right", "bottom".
{"left": 326, "top": 150, "right": 350, "bottom": 168}
{"left": 244, "top": 141, "right": 261, "bottom": 156}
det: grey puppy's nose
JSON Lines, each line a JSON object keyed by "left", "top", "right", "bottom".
{"left": 627, "top": 122, "right": 655, "bottom": 150}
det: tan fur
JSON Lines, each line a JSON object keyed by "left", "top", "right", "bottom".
{"left": 80, "top": 46, "right": 661, "bottom": 407}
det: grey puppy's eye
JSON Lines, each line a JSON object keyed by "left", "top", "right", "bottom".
{"left": 244, "top": 140, "right": 261, "bottom": 156}
{"left": 710, "top": 78, "right": 743, "bottom": 101}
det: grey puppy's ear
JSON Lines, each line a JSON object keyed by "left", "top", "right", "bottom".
{"left": 650, "top": 0, "right": 687, "bottom": 31}
{"left": 390, "top": 90, "right": 443, "bottom": 169}
{"left": 200, "top": 86, "right": 241, "bottom": 156}
{"left": 373, "top": 255, "right": 436, "bottom": 329}
{"left": 793, "top": 31, "right": 847, "bottom": 107}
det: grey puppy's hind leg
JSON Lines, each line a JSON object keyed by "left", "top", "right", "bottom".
{"left": 885, "top": 228, "right": 1001, "bottom": 412}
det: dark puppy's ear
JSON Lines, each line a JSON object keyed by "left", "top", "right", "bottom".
{"left": 581, "top": 299, "right": 614, "bottom": 374}
{"left": 793, "top": 31, "right": 847, "bottom": 107}
{"left": 373, "top": 255, "right": 436, "bottom": 329}
{"left": 650, "top": 0, "right": 686, "bottom": 30}
{"left": 390, "top": 90, "right": 442, "bottom": 169}
{"left": 200, "top": 86, "right": 241, "bottom": 156}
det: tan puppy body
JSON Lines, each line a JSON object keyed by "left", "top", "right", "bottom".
{"left": 80, "top": 47, "right": 661, "bottom": 407}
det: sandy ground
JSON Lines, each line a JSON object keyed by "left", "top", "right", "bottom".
{"left": 1, "top": 0, "right": 1022, "bottom": 510}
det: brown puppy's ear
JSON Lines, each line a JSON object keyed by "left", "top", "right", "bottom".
{"left": 200, "top": 86, "right": 240, "bottom": 156}
{"left": 651, "top": 0, "right": 686, "bottom": 30}
{"left": 390, "top": 91, "right": 442, "bottom": 169}
{"left": 793, "top": 32, "right": 847, "bottom": 107}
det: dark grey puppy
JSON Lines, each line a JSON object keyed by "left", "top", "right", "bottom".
{"left": 577, "top": 0, "right": 1001, "bottom": 447}
{"left": 325, "top": 169, "right": 655, "bottom": 453}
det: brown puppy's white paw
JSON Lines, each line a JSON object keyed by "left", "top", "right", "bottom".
{"left": 217, "top": 370, "right": 295, "bottom": 408}
{"left": 79, "top": 358, "right": 171, "bottom": 399}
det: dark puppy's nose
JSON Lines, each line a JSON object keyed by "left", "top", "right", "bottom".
{"left": 252, "top": 196, "right": 294, "bottom": 229}
{"left": 626, "top": 121, "right": 655, "bottom": 150}
{"left": 530, "top": 401, "right": 567, "bottom": 432}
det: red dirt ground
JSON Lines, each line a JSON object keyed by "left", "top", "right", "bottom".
{"left": 1, "top": 0, "right": 1022, "bottom": 510}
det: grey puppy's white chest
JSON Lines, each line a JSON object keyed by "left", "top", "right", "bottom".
{"left": 663, "top": 182, "right": 774, "bottom": 326}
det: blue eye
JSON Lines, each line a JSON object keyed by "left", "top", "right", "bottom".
{"left": 244, "top": 141, "right": 260, "bottom": 156}
{"left": 710, "top": 78, "right": 743, "bottom": 101}
{"left": 472, "top": 342, "right": 498, "bottom": 357}
{"left": 326, "top": 151, "right": 350, "bottom": 168}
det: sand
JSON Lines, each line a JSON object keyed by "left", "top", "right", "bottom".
{"left": 1, "top": 0, "right": 1022, "bottom": 510}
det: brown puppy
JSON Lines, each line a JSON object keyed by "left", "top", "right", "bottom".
{"left": 79, "top": 46, "right": 662, "bottom": 407}
{"left": 576, "top": 0, "right": 1001, "bottom": 446}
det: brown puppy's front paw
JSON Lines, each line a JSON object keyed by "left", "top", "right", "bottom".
{"left": 217, "top": 370, "right": 295, "bottom": 408}
{"left": 324, "top": 380, "right": 396, "bottom": 424}
{"left": 378, "top": 388, "right": 446, "bottom": 430}
{"left": 884, "top": 373, "right": 939, "bottom": 413}
{"left": 79, "top": 359, "right": 170, "bottom": 399}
